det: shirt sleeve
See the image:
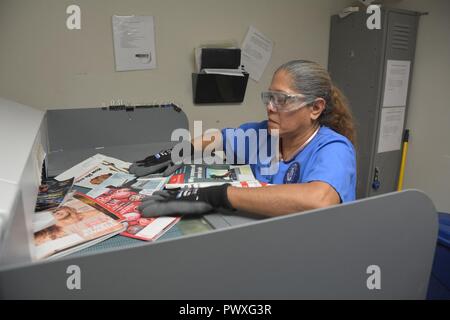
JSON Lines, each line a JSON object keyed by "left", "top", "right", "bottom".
{"left": 221, "top": 123, "right": 260, "bottom": 165}
{"left": 221, "top": 127, "right": 232, "bottom": 158}
{"left": 302, "top": 140, "right": 356, "bottom": 203}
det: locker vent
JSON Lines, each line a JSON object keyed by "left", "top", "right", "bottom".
{"left": 391, "top": 24, "right": 411, "bottom": 51}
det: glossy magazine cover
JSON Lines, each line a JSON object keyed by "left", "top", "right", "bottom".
{"left": 33, "top": 192, "right": 126, "bottom": 260}
{"left": 91, "top": 186, "right": 180, "bottom": 241}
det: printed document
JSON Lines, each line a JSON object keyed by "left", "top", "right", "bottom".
{"left": 241, "top": 26, "right": 273, "bottom": 82}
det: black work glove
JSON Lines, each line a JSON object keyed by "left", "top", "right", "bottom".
{"left": 129, "top": 143, "right": 194, "bottom": 177}
{"left": 138, "top": 184, "right": 233, "bottom": 217}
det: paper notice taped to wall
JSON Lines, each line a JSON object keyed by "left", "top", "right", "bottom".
{"left": 377, "top": 107, "right": 406, "bottom": 153}
{"left": 241, "top": 26, "right": 273, "bottom": 82}
{"left": 382, "top": 60, "right": 411, "bottom": 107}
{"left": 112, "top": 15, "right": 157, "bottom": 71}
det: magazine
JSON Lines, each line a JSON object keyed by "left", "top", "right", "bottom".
{"left": 165, "top": 164, "right": 259, "bottom": 189}
{"left": 54, "top": 154, "right": 131, "bottom": 189}
{"left": 130, "top": 177, "right": 167, "bottom": 196}
{"left": 35, "top": 178, "right": 74, "bottom": 212}
{"left": 86, "top": 172, "right": 137, "bottom": 198}
{"left": 89, "top": 186, "right": 180, "bottom": 241}
{"left": 33, "top": 192, "right": 127, "bottom": 260}
{"left": 232, "top": 180, "right": 268, "bottom": 188}
{"left": 32, "top": 211, "right": 57, "bottom": 233}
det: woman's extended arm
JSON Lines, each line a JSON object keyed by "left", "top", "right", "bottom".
{"left": 191, "top": 130, "right": 222, "bottom": 153}
{"left": 227, "top": 181, "right": 340, "bottom": 217}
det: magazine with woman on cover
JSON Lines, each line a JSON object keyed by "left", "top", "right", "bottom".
{"left": 33, "top": 192, "right": 127, "bottom": 260}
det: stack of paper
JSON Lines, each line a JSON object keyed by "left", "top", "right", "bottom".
{"left": 202, "top": 69, "right": 244, "bottom": 76}
{"left": 195, "top": 47, "right": 244, "bottom": 74}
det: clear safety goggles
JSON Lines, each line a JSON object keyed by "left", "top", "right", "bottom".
{"left": 261, "top": 91, "right": 314, "bottom": 112}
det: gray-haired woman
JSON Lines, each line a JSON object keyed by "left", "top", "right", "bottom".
{"left": 133, "top": 60, "right": 357, "bottom": 217}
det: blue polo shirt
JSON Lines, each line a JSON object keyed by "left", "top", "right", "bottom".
{"left": 221, "top": 121, "right": 356, "bottom": 203}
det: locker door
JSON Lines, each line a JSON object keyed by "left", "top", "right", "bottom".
{"left": 369, "top": 10, "right": 420, "bottom": 197}
{"left": 328, "top": 12, "right": 384, "bottom": 199}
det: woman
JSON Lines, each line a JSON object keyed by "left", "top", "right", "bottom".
{"left": 131, "top": 60, "right": 356, "bottom": 217}
{"left": 34, "top": 206, "right": 81, "bottom": 245}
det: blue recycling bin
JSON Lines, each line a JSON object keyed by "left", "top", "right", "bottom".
{"left": 427, "top": 213, "right": 450, "bottom": 300}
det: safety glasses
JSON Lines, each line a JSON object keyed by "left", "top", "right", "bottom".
{"left": 261, "top": 91, "right": 314, "bottom": 112}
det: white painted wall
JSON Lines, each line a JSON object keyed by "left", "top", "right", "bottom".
{"left": 0, "top": 0, "right": 350, "bottom": 131}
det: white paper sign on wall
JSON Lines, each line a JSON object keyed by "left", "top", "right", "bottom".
{"left": 112, "top": 15, "right": 157, "bottom": 71}
{"left": 382, "top": 60, "right": 411, "bottom": 107}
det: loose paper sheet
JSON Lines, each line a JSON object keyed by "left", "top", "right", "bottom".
{"left": 382, "top": 60, "right": 411, "bottom": 107}
{"left": 54, "top": 154, "right": 131, "bottom": 183}
{"left": 241, "top": 26, "right": 273, "bottom": 82}
{"left": 112, "top": 15, "right": 157, "bottom": 71}
{"left": 377, "top": 107, "right": 406, "bottom": 153}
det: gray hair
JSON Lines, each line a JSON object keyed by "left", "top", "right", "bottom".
{"left": 275, "top": 60, "right": 356, "bottom": 145}
{"left": 276, "top": 60, "right": 333, "bottom": 107}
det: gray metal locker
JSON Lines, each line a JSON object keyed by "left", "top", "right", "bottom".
{"left": 328, "top": 8, "right": 421, "bottom": 199}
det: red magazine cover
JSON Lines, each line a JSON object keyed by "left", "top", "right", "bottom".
{"left": 87, "top": 187, "right": 180, "bottom": 241}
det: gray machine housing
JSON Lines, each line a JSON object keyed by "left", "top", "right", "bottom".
{"left": 0, "top": 189, "right": 439, "bottom": 299}
{"left": 328, "top": 8, "right": 421, "bottom": 199}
